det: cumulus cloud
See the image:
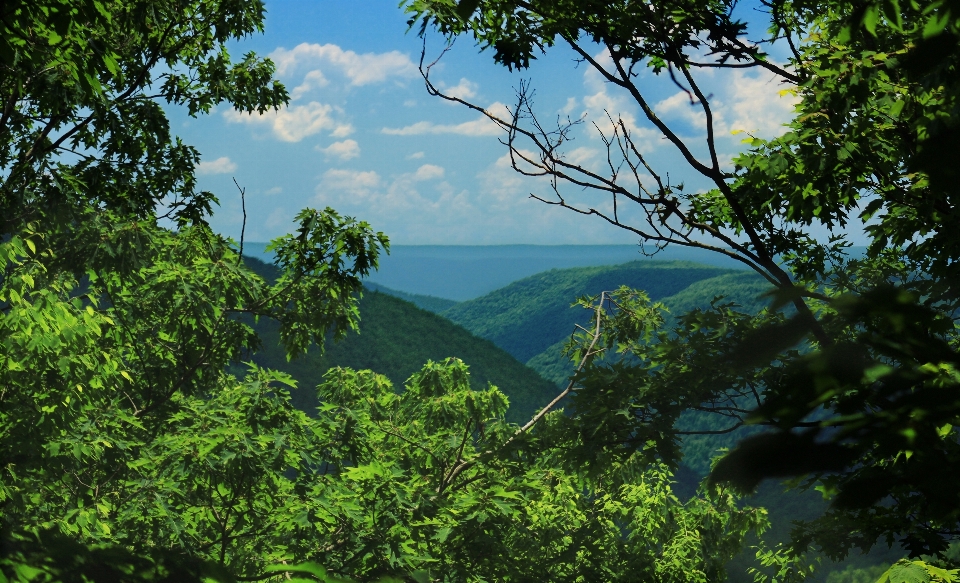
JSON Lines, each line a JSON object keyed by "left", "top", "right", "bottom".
{"left": 264, "top": 186, "right": 283, "bottom": 196}
{"left": 652, "top": 69, "right": 796, "bottom": 141}
{"left": 321, "top": 169, "right": 382, "bottom": 200}
{"left": 440, "top": 78, "right": 479, "bottom": 100}
{"left": 195, "top": 156, "right": 237, "bottom": 175}
{"left": 580, "top": 62, "right": 661, "bottom": 152}
{"left": 413, "top": 164, "right": 444, "bottom": 181}
{"left": 563, "top": 147, "right": 600, "bottom": 167}
{"left": 290, "top": 70, "right": 328, "bottom": 101}
{"left": 722, "top": 69, "right": 798, "bottom": 138}
{"left": 314, "top": 166, "right": 474, "bottom": 242}
{"left": 270, "top": 43, "right": 417, "bottom": 86}
{"left": 406, "top": 151, "right": 425, "bottom": 160}
{"left": 330, "top": 124, "right": 354, "bottom": 138}
{"left": 223, "top": 102, "right": 352, "bottom": 142}
{"left": 317, "top": 139, "right": 360, "bottom": 161}
{"left": 308, "top": 155, "right": 637, "bottom": 244}
{"left": 654, "top": 91, "right": 708, "bottom": 129}
{"left": 382, "top": 103, "right": 509, "bottom": 136}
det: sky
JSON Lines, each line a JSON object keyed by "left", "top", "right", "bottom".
{"left": 170, "top": 0, "right": 805, "bottom": 245}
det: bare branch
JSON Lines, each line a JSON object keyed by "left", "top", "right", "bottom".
{"left": 442, "top": 292, "right": 610, "bottom": 489}
{"left": 234, "top": 178, "right": 247, "bottom": 265}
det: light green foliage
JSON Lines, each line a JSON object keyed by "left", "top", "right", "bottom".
{"left": 11, "top": 0, "right": 959, "bottom": 580}
{"left": 826, "top": 564, "right": 890, "bottom": 583}
{"left": 0, "top": 213, "right": 387, "bottom": 580}
{"left": 876, "top": 560, "right": 959, "bottom": 583}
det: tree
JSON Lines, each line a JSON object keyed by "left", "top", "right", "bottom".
{"left": 1, "top": 2, "right": 777, "bottom": 582}
{"left": 0, "top": 0, "right": 379, "bottom": 579}
{"left": 404, "top": 0, "right": 960, "bottom": 563}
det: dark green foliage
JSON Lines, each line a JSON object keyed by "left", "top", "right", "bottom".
{"left": 444, "top": 261, "right": 734, "bottom": 363}
{"left": 0, "top": 529, "right": 230, "bottom": 583}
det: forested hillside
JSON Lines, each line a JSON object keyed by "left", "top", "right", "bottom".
{"left": 241, "top": 257, "right": 559, "bottom": 423}
{"left": 364, "top": 280, "right": 459, "bottom": 313}
{"left": 443, "top": 261, "right": 734, "bottom": 362}
{"left": 443, "top": 263, "right": 772, "bottom": 386}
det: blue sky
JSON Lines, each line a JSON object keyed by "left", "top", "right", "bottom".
{"left": 171, "top": 0, "right": 806, "bottom": 245}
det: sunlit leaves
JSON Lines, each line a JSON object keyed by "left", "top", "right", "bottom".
{"left": 267, "top": 208, "right": 389, "bottom": 359}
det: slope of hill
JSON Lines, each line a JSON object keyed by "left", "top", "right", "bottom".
{"left": 442, "top": 261, "right": 738, "bottom": 363}
{"left": 239, "top": 256, "right": 558, "bottom": 424}
{"left": 363, "top": 280, "right": 458, "bottom": 313}
{"left": 524, "top": 270, "right": 773, "bottom": 386}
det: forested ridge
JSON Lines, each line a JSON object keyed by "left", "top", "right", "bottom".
{"left": 3, "top": 0, "right": 960, "bottom": 582}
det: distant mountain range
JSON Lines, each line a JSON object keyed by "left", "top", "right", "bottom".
{"left": 240, "top": 243, "right": 750, "bottom": 301}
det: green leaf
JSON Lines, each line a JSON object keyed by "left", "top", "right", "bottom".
{"left": 922, "top": 11, "right": 951, "bottom": 38}
{"left": 456, "top": 0, "right": 481, "bottom": 21}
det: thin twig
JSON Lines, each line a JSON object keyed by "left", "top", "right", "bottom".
{"left": 441, "top": 292, "right": 610, "bottom": 489}
{"left": 233, "top": 177, "right": 247, "bottom": 265}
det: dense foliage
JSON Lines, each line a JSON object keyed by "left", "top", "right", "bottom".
{"left": 0, "top": 2, "right": 782, "bottom": 582}
{"left": 406, "top": 0, "right": 960, "bottom": 568}
{"left": 6, "top": 0, "right": 959, "bottom": 579}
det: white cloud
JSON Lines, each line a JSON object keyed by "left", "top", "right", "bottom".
{"left": 264, "top": 186, "right": 283, "bottom": 196}
{"left": 413, "top": 164, "right": 444, "bottom": 181}
{"left": 406, "top": 151, "right": 425, "bottom": 160}
{"left": 654, "top": 91, "right": 708, "bottom": 129}
{"left": 223, "top": 101, "right": 351, "bottom": 142}
{"left": 270, "top": 43, "right": 417, "bottom": 86}
{"left": 722, "top": 69, "right": 798, "bottom": 138}
{"left": 561, "top": 97, "right": 578, "bottom": 115}
{"left": 440, "top": 78, "right": 478, "bottom": 100}
{"left": 563, "top": 147, "right": 600, "bottom": 167}
{"left": 317, "top": 139, "right": 360, "bottom": 161}
{"left": 651, "top": 69, "right": 796, "bottom": 141}
{"left": 195, "top": 156, "right": 237, "bottom": 175}
{"left": 580, "top": 61, "right": 661, "bottom": 153}
{"left": 382, "top": 102, "right": 509, "bottom": 136}
{"left": 403, "top": 99, "right": 417, "bottom": 108}
{"left": 321, "top": 169, "right": 382, "bottom": 200}
{"left": 330, "top": 124, "right": 354, "bottom": 138}
{"left": 308, "top": 155, "right": 638, "bottom": 244}
{"left": 477, "top": 153, "right": 534, "bottom": 211}
{"left": 314, "top": 167, "right": 474, "bottom": 241}
{"left": 290, "top": 69, "right": 328, "bottom": 101}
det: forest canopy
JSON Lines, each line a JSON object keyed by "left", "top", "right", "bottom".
{"left": 1, "top": 0, "right": 959, "bottom": 582}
